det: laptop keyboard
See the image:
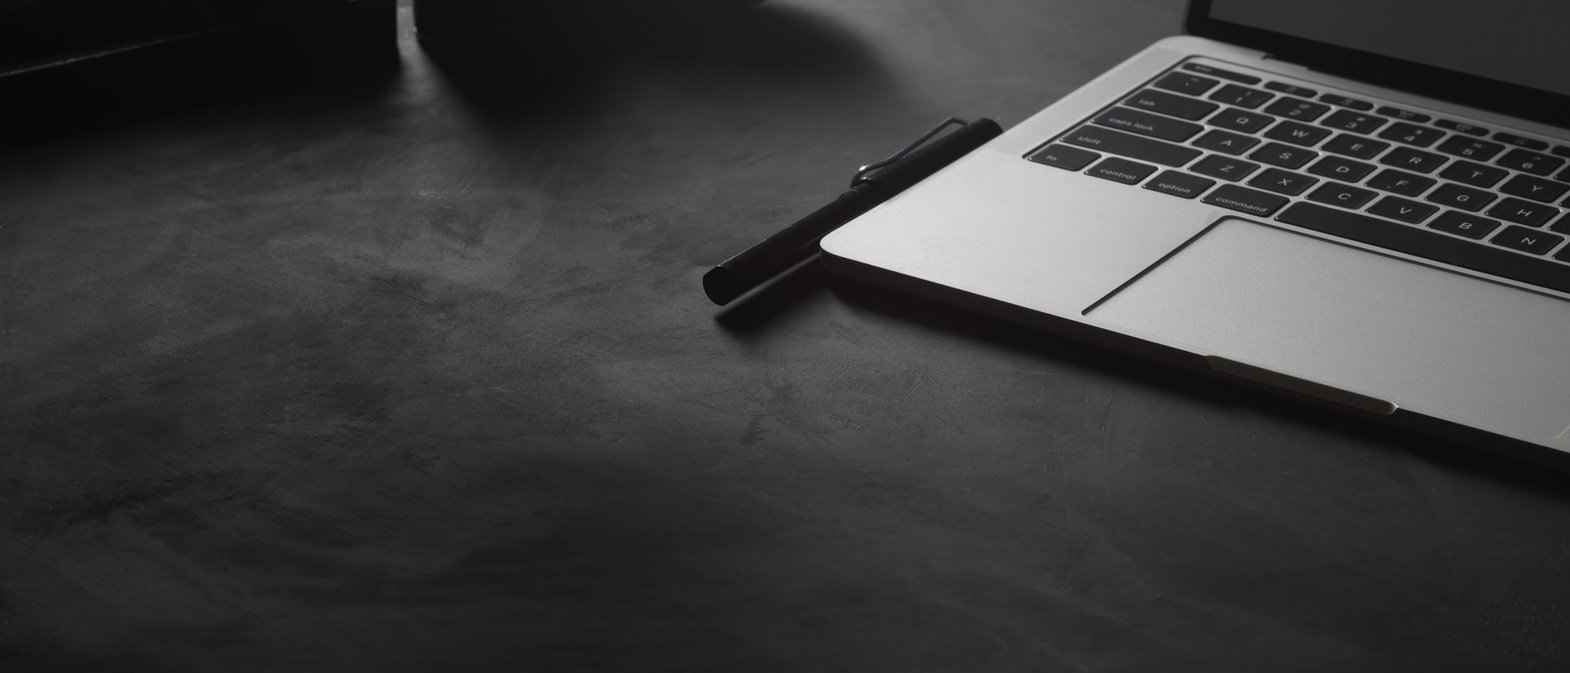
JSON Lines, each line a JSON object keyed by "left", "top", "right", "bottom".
{"left": 1027, "top": 61, "right": 1570, "bottom": 295}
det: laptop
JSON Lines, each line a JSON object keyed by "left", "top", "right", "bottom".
{"left": 819, "top": 0, "right": 1570, "bottom": 463}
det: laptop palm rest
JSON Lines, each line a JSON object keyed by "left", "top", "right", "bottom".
{"left": 1085, "top": 218, "right": 1570, "bottom": 443}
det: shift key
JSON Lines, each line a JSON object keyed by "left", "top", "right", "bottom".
{"left": 1060, "top": 126, "right": 1201, "bottom": 167}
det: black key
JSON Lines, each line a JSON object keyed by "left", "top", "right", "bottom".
{"left": 1203, "top": 184, "right": 1289, "bottom": 217}
{"left": 1429, "top": 211, "right": 1500, "bottom": 239}
{"left": 1264, "top": 120, "right": 1332, "bottom": 147}
{"left": 1263, "top": 97, "right": 1331, "bottom": 122}
{"left": 1438, "top": 160, "right": 1508, "bottom": 188}
{"left": 1496, "top": 149, "right": 1565, "bottom": 176}
{"left": 1499, "top": 174, "right": 1570, "bottom": 204}
{"left": 1494, "top": 132, "right": 1549, "bottom": 150}
{"left": 1264, "top": 81, "right": 1317, "bottom": 98}
{"left": 1368, "top": 196, "right": 1438, "bottom": 223}
{"left": 1435, "top": 119, "right": 1488, "bottom": 136}
{"left": 1306, "top": 182, "right": 1377, "bottom": 209}
{"left": 1554, "top": 146, "right": 1570, "bottom": 159}
{"left": 1060, "top": 126, "right": 1202, "bottom": 167}
{"left": 1319, "top": 93, "right": 1374, "bottom": 110}
{"left": 1143, "top": 170, "right": 1216, "bottom": 199}
{"left": 1277, "top": 202, "right": 1570, "bottom": 294}
{"left": 1376, "top": 106, "right": 1430, "bottom": 123}
{"left": 1207, "top": 84, "right": 1273, "bottom": 109}
{"left": 1558, "top": 166, "right": 1570, "bottom": 185}
{"left": 1248, "top": 168, "right": 1318, "bottom": 196}
{"left": 1182, "top": 63, "right": 1261, "bottom": 84}
{"left": 1209, "top": 107, "right": 1275, "bottom": 133}
{"left": 1435, "top": 136, "right": 1505, "bottom": 161}
{"left": 1322, "top": 134, "right": 1391, "bottom": 160}
{"left": 1367, "top": 169, "right": 1436, "bottom": 197}
{"left": 1425, "top": 183, "right": 1495, "bottom": 212}
{"left": 1153, "top": 72, "right": 1220, "bottom": 96}
{"left": 1551, "top": 213, "right": 1570, "bottom": 234}
{"left": 1307, "top": 155, "right": 1376, "bottom": 182}
{"left": 1486, "top": 197, "right": 1560, "bottom": 227}
{"left": 1087, "top": 157, "right": 1158, "bottom": 184}
{"left": 1191, "top": 129, "right": 1260, "bottom": 155}
{"left": 1378, "top": 122, "right": 1445, "bottom": 147}
{"left": 1320, "top": 110, "right": 1387, "bottom": 134}
{"left": 1029, "top": 144, "right": 1101, "bottom": 171}
{"left": 1191, "top": 155, "right": 1261, "bottom": 182}
{"left": 1379, "top": 147, "right": 1448, "bottom": 174}
{"left": 1249, "top": 142, "right": 1318, "bottom": 169}
{"left": 1124, "top": 89, "right": 1219, "bottom": 121}
{"left": 1093, "top": 107, "right": 1204, "bottom": 142}
{"left": 1492, "top": 226, "right": 1565, "bottom": 255}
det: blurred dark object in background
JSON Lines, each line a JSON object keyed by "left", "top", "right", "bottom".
{"left": 0, "top": 0, "right": 398, "bottom": 147}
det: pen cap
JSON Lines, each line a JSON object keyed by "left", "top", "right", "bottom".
{"left": 862, "top": 118, "right": 1003, "bottom": 194}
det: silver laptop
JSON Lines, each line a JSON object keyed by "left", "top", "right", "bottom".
{"left": 820, "top": 0, "right": 1570, "bottom": 462}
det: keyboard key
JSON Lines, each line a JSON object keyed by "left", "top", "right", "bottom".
{"left": 1368, "top": 196, "right": 1438, "bottom": 223}
{"left": 1425, "top": 183, "right": 1495, "bottom": 212}
{"left": 1496, "top": 149, "right": 1565, "bottom": 176}
{"left": 1209, "top": 107, "right": 1275, "bottom": 133}
{"left": 1152, "top": 72, "right": 1220, "bottom": 96}
{"left": 1322, "top": 134, "right": 1391, "bottom": 160}
{"left": 1264, "top": 97, "right": 1331, "bottom": 122}
{"left": 1143, "top": 170, "right": 1216, "bottom": 199}
{"left": 1264, "top": 120, "right": 1332, "bottom": 146}
{"left": 1203, "top": 184, "right": 1289, "bottom": 217}
{"left": 1307, "top": 156, "right": 1376, "bottom": 182}
{"left": 1378, "top": 122, "right": 1445, "bottom": 147}
{"left": 1207, "top": 84, "right": 1273, "bottom": 109}
{"left": 1494, "top": 132, "right": 1548, "bottom": 150}
{"left": 1183, "top": 63, "right": 1261, "bottom": 84}
{"left": 1320, "top": 110, "right": 1387, "bottom": 134}
{"left": 1380, "top": 147, "right": 1448, "bottom": 174}
{"left": 1278, "top": 202, "right": 1570, "bottom": 294}
{"left": 1264, "top": 81, "right": 1317, "bottom": 98}
{"left": 1248, "top": 168, "right": 1318, "bottom": 196}
{"left": 1435, "top": 119, "right": 1488, "bottom": 136}
{"left": 1499, "top": 175, "right": 1570, "bottom": 203}
{"left": 1554, "top": 146, "right": 1570, "bottom": 159}
{"left": 1060, "top": 126, "right": 1202, "bottom": 167}
{"left": 1551, "top": 213, "right": 1570, "bottom": 234}
{"left": 1249, "top": 142, "right": 1317, "bottom": 169}
{"left": 1124, "top": 89, "right": 1219, "bottom": 121}
{"left": 1306, "top": 182, "right": 1377, "bottom": 209}
{"left": 1093, "top": 107, "right": 1204, "bottom": 142}
{"left": 1087, "top": 157, "right": 1158, "bottom": 184}
{"left": 1367, "top": 169, "right": 1436, "bottom": 197}
{"left": 1486, "top": 197, "right": 1559, "bottom": 227}
{"left": 1435, "top": 136, "right": 1505, "bottom": 162}
{"left": 1028, "top": 144, "right": 1100, "bottom": 171}
{"left": 1438, "top": 160, "right": 1508, "bottom": 188}
{"left": 1376, "top": 106, "right": 1430, "bottom": 123}
{"left": 1491, "top": 226, "right": 1564, "bottom": 255}
{"left": 1429, "top": 211, "right": 1500, "bottom": 239}
{"left": 1191, "top": 129, "right": 1259, "bottom": 155}
{"left": 1191, "top": 155, "right": 1261, "bottom": 181}
{"left": 1319, "top": 93, "right": 1374, "bottom": 110}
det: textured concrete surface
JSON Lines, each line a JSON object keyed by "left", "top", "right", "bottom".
{"left": 4, "top": 1, "right": 1570, "bottom": 671}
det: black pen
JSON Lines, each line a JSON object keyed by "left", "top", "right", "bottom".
{"left": 703, "top": 117, "right": 1003, "bottom": 306}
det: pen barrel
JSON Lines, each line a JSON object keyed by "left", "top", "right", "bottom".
{"left": 704, "top": 186, "right": 879, "bottom": 306}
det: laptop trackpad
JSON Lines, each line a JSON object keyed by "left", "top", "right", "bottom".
{"left": 1086, "top": 218, "right": 1570, "bottom": 443}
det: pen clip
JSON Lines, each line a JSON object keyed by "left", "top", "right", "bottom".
{"left": 850, "top": 117, "right": 969, "bottom": 188}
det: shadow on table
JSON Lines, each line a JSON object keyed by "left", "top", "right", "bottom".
{"left": 811, "top": 272, "right": 1570, "bottom": 497}
{"left": 418, "top": 0, "right": 886, "bottom": 123}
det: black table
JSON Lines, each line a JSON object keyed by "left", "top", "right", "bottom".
{"left": 5, "top": 1, "right": 1570, "bottom": 670}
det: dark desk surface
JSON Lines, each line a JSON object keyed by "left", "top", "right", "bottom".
{"left": 5, "top": 1, "right": 1570, "bottom": 671}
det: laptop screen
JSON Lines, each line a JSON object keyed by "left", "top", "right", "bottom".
{"left": 1206, "top": 0, "right": 1570, "bottom": 99}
